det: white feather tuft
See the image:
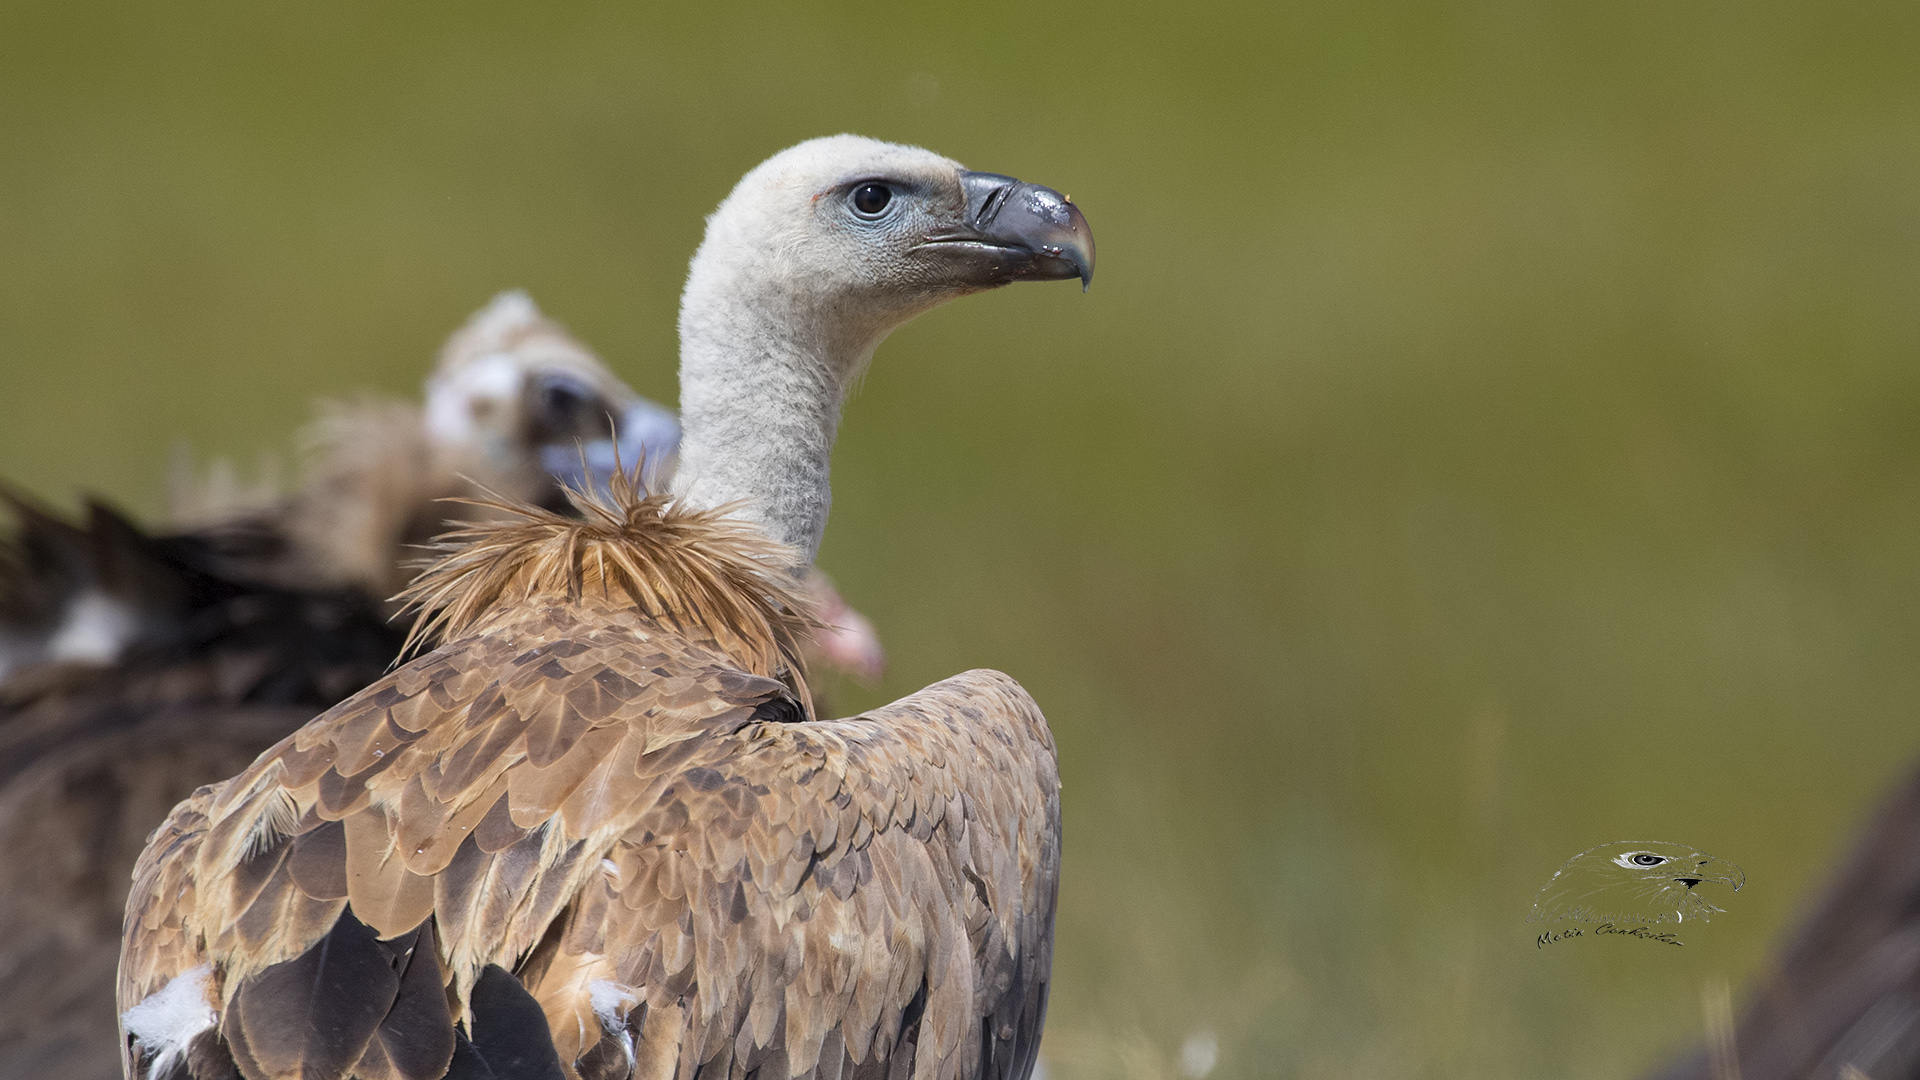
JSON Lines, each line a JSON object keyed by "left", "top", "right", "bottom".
{"left": 424, "top": 351, "right": 526, "bottom": 449}
{"left": 588, "top": 979, "right": 641, "bottom": 1062}
{"left": 588, "top": 978, "right": 640, "bottom": 1030}
{"left": 121, "top": 965, "right": 217, "bottom": 1075}
{"left": 47, "top": 591, "right": 138, "bottom": 665}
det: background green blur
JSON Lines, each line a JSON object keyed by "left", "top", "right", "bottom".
{"left": 5, "top": 1, "right": 1920, "bottom": 1076}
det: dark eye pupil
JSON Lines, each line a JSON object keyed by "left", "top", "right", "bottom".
{"left": 852, "top": 183, "right": 892, "bottom": 215}
{"left": 1634, "top": 855, "right": 1659, "bottom": 865}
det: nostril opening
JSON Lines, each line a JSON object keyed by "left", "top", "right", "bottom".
{"left": 975, "top": 185, "right": 1011, "bottom": 228}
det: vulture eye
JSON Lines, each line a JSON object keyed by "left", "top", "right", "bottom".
{"left": 850, "top": 183, "right": 894, "bottom": 218}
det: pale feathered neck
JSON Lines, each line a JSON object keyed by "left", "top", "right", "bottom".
{"left": 669, "top": 238, "right": 893, "bottom": 566}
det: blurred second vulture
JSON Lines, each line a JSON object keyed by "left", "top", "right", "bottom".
{"left": 0, "top": 293, "right": 879, "bottom": 1079}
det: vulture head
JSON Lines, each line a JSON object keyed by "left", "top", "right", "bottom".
{"left": 675, "top": 135, "right": 1094, "bottom": 559}
{"left": 684, "top": 135, "right": 1091, "bottom": 371}
{"left": 270, "top": 292, "right": 684, "bottom": 602}
{"left": 427, "top": 290, "right": 681, "bottom": 503}
{"left": 1528, "top": 840, "right": 1746, "bottom": 925}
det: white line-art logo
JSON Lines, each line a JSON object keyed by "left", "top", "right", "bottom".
{"left": 1529, "top": 841, "right": 1744, "bottom": 946}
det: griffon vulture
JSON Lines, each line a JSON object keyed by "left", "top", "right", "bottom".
{"left": 0, "top": 293, "right": 677, "bottom": 1080}
{"left": 117, "top": 134, "right": 1092, "bottom": 1080}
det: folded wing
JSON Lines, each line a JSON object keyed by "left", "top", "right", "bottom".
{"left": 120, "top": 606, "right": 1058, "bottom": 1080}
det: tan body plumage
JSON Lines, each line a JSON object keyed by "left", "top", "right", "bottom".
{"left": 121, "top": 488, "right": 1058, "bottom": 1080}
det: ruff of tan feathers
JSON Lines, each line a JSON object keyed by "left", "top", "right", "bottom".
{"left": 396, "top": 467, "right": 818, "bottom": 699}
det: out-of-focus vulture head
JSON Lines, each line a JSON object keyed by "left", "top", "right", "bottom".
{"left": 284, "top": 292, "right": 681, "bottom": 601}
{"left": 425, "top": 289, "right": 681, "bottom": 505}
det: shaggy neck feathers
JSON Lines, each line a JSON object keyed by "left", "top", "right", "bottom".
{"left": 398, "top": 476, "right": 815, "bottom": 689}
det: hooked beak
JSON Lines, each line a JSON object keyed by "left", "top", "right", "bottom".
{"left": 1676, "top": 858, "right": 1745, "bottom": 892}
{"left": 919, "top": 170, "right": 1096, "bottom": 290}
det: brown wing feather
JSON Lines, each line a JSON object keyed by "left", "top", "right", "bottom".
{"left": 122, "top": 606, "right": 1056, "bottom": 1080}
{"left": 119, "top": 602, "right": 785, "bottom": 1071}
{"left": 610, "top": 668, "right": 1060, "bottom": 1080}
